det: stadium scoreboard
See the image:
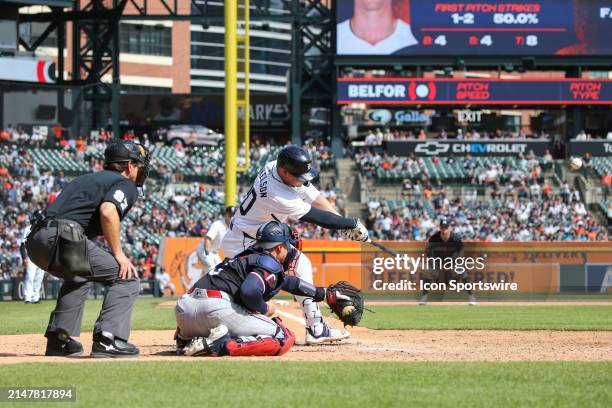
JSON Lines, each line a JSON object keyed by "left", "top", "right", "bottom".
{"left": 337, "top": 0, "right": 612, "bottom": 56}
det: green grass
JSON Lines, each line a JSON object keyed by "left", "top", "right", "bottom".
{"left": 0, "top": 298, "right": 176, "bottom": 335}
{"left": 359, "top": 305, "right": 612, "bottom": 331}
{"left": 0, "top": 361, "right": 610, "bottom": 407}
{"left": 1, "top": 300, "right": 612, "bottom": 335}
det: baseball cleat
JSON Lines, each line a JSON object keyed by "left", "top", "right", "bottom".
{"left": 418, "top": 294, "right": 428, "bottom": 305}
{"left": 91, "top": 331, "right": 139, "bottom": 358}
{"left": 183, "top": 325, "right": 230, "bottom": 357}
{"left": 468, "top": 294, "right": 477, "bottom": 306}
{"left": 45, "top": 330, "right": 84, "bottom": 357}
{"left": 305, "top": 323, "right": 350, "bottom": 345}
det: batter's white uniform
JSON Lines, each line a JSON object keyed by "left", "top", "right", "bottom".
{"left": 221, "top": 161, "right": 323, "bottom": 331}
{"left": 196, "top": 219, "right": 228, "bottom": 274}
{"left": 21, "top": 225, "right": 45, "bottom": 302}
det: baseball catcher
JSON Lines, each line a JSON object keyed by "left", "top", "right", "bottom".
{"left": 175, "top": 221, "right": 363, "bottom": 357}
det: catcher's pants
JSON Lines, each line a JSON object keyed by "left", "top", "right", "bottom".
{"left": 24, "top": 261, "right": 45, "bottom": 302}
{"left": 26, "top": 224, "right": 140, "bottom": 340}
{"left": 175, "top": 289, "right": 284, "bottom": 339}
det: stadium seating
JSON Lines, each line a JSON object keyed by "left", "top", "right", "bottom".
{"left": 361, "top": 156, "right": 546, "bottom": 184}
{"left": 31, "top": 149, "right": 90, "bottom": 176}
{"left": 592, "top": 157, "right": 611, "bottom": 178}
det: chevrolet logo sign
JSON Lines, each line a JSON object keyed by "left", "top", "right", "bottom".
{"left": 414, "top": 142, "right": 450, "bottom": 156}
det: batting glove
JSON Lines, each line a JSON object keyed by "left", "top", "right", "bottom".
{"left": 342, "top": 219, "right": 368, "bottom": 242}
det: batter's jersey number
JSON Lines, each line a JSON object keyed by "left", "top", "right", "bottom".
{"left": 239, "top": 186, "right": 257, "bottom": 216}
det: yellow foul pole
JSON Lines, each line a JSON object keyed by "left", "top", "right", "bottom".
{"left": 237, "top": 0, "right": 250, "bottom": 172}
{"left": 224, "top": 0, "right": 238, "bottom": 206}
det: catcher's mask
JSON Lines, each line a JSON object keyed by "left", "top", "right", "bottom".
{"left": 283, "top": 242, "right": 299, "bottom": 271}
{"left": 255, "top": 221, "right": 297, "bottom": 249}
{"left": 104, "top": 140, "right": 151, "bottom": 194}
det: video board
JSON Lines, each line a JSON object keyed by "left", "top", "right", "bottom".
{"left": 336, "top": 0, "right": 612, "bottom": 56}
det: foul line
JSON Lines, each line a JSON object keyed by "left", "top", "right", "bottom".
{"left": 275, "top": 310, "right": 306, "bottom": 326}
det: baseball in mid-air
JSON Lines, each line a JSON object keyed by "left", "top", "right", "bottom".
{"left": 569, "top": 157, "right": 583, "bottom": 170}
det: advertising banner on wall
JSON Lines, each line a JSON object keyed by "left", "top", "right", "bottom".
{"left": 337, "top": 78, "right": 612, "bottom": 105}
{"left": 385, "top": 139, "right": 551, "bottom": 156}
{"left": 0, "top": 57, "right": 55, "bottom": 84}
{"left": 569, "top": 140, "right": 612, "bottom": 156}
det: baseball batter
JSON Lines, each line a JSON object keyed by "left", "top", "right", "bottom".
{"left": 195, "top": 206, "right": 236, "bottom": 279}
{"left": 221, "top": 146, "right": 369, "bottom": 344}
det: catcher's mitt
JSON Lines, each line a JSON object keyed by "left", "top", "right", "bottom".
{"left": 325, "top": 281, "right": 364, "bottom": 327}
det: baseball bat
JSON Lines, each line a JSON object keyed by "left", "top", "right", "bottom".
{"left": 367, "top": 240, "right": 400, "bottom": 256}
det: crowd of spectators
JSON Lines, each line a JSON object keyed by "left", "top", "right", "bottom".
{"left": 0, "top": 131, "right": 338, "bottom": 284}
{"left": 0, "top": 124, "right": 608, "bottom": 287}
{"left": 367, "top": 188, "right": 608, "bottom": 242}
{"left": 573, "top": 129, "right": 612, "bottom": 140}
{"left": 356, "top": 149, "right": 552, "bottom": 187}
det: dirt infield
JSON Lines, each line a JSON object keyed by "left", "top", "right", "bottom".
{"left": 0, "top": 302, "right": 611, "bottom": 365}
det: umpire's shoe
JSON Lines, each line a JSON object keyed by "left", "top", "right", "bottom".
{"left": 91, "top": 331, "right": 139, "bottom": 358}
{"left": 305, "top": 321, "right": 350, "bottom": 345}
{"left": 45, "top": 329, "right": 84, "bottom": 357}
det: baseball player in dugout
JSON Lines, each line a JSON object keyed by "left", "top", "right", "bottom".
{"left": 196, "top": 205, "right": 237, "bottom": 278}
{"left": 419, "top": 218, "right": 476, "bottom": 306}
{"left": 221, "top": 145, "right": 369, "bottom": 344}
{"left": 25, "top": 140, "right": 151, "bottom": 358}
{"left": 175, "top": 220, "right": 363, "bottom": 357}
{"left": 21, "top": 210, "right": 46, "bottom": 304}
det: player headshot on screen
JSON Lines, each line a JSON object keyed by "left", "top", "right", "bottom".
{"left": 337, "top": 0, "right": 417, "bottom": 55}
{"left": 556, "top": 0, "right": 610, "bottom": 55}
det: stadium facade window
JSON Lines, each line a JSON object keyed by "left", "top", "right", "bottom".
{"left": 189, "top": 2, "right": 292, "bottom": 93}
{"left": 20, "top": 22, "right": 66, "bottom": 49}
{"left": 121, "top": 85, "right": 172, "bottom": 94}
{"left": 120, "top": 23, "right": 171, "bottom": 56}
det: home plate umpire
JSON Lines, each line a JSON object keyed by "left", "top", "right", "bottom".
{"left": 25, "top": 140, "right": 151, "bottom": 358}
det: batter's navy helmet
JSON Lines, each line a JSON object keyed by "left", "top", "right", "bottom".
{"left": 277, "top": 145, "right": 318, "bottom": 182}
{"left": 255, "top": 221, "right": 296, "bottom": 249}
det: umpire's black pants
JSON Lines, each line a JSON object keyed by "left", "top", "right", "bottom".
{"left": 26, "top": 224, "right": 140, "bottom": 340}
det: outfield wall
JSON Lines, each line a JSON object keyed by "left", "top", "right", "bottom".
{"left": 161, "top": 239, "right": 612, "bottom": 296}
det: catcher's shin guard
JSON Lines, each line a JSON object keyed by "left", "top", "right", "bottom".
{"left": 225, "top": 318, "right": 295, "bottom": 357}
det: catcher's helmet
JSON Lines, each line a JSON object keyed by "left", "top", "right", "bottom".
{"left": 104, "top": 140, "right": 151, "bottom": 188}
{"left": 224, "top": 206, "right": 237, "bottom": 216}
{"left": 277, "top": 145, "right": 318, "bottom": 182}
{"left": 255, "top": 221, "right": 296, "bottom": 249}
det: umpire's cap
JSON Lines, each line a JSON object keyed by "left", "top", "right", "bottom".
{"left": 439, "top": 217, "right": 450, "bottom": 229}
{"left": 255, "top": 221, "right": 296, "bottom": 249}
{"left": 277, "top": 145, "right": 318, "bottom": 182}
{"left": 104, "top": 140, "right": 149, "bottom": 166}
